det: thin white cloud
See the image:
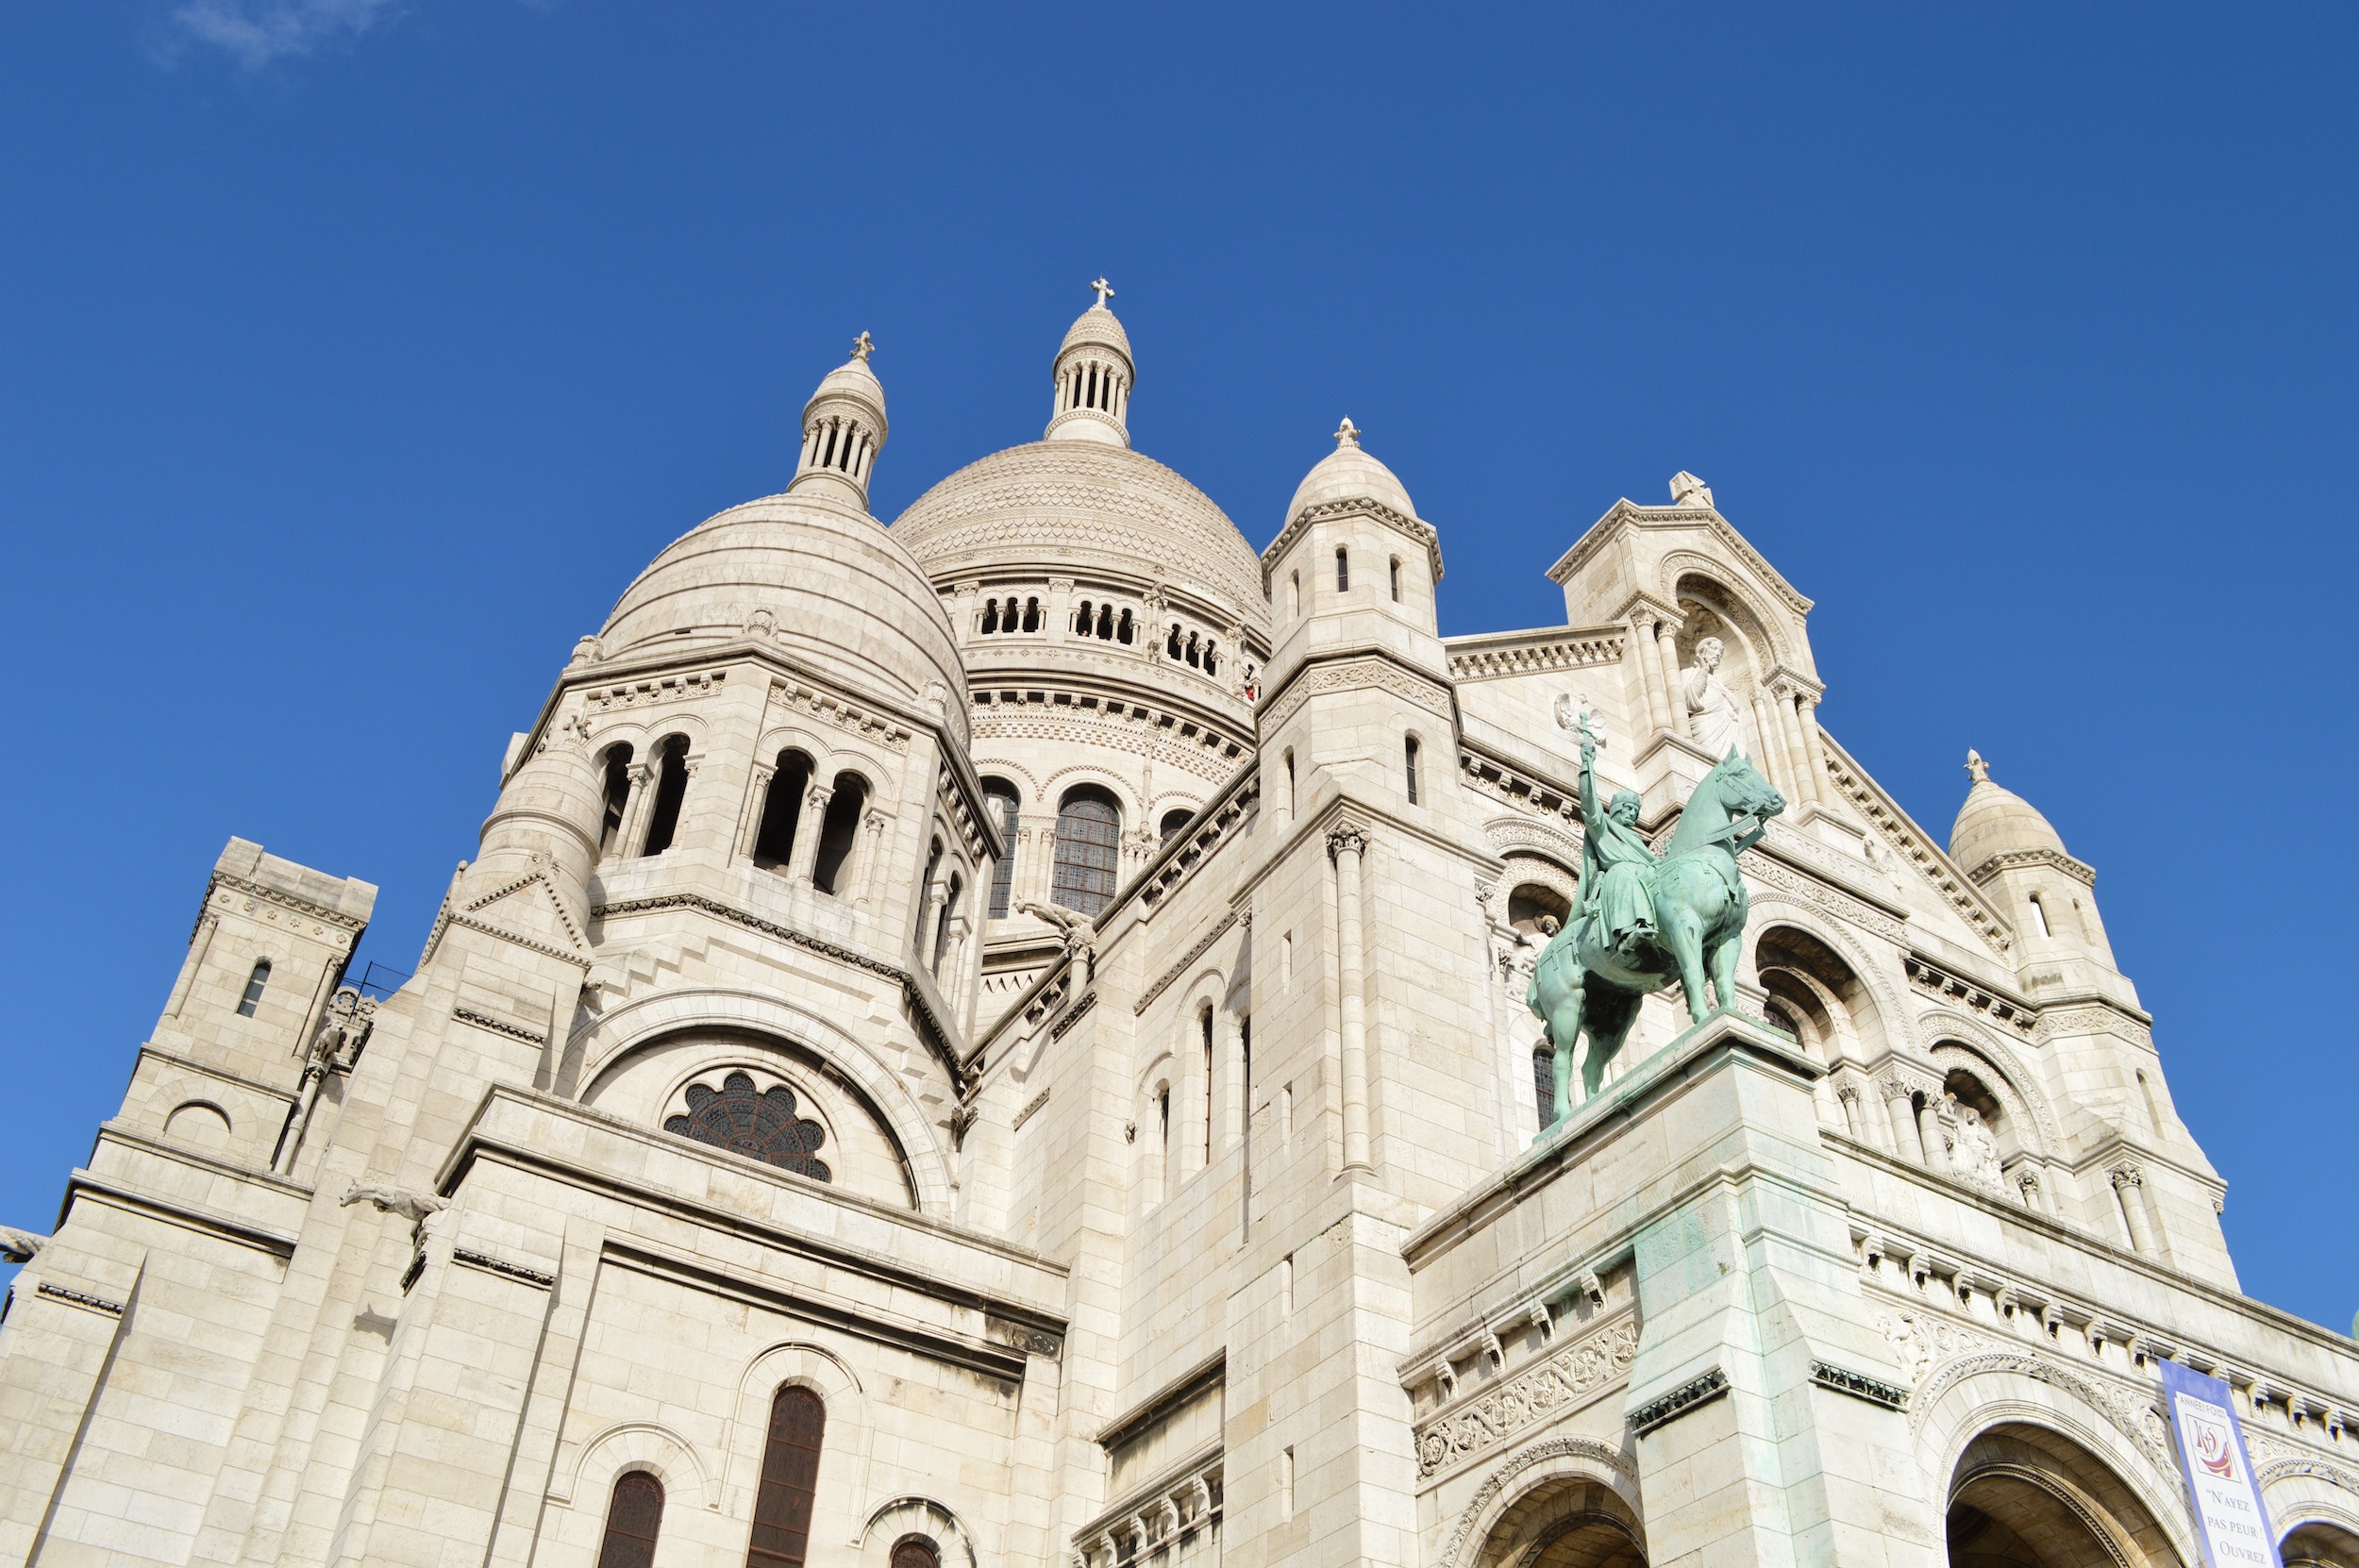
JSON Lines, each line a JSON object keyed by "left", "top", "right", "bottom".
{"left": 164, "top": 0, "right": 405, "bottom": 69}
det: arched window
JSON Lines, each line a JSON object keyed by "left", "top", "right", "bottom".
{"left": 1335, "top": 547, "right": 1349, "bottom": 592}
{"left": 933, "top": 873, "right": 964, "bottom": 975}
{"left": 891, "top": 1537, "right": 942, "bottom": 1568}
{"left": 1116, "top": 608, "right": 1133, "bottom": 644}
{"left": 640, "top": 736, "right": 691, "bottom": 856}
{"left": 1021, "top": 597, "right": 1042, "bottom": 632}
{"left": 982, "top": 780, "right": 1020, "bottom": 919}
{"left": 1159, "top": 808, "right": 1194, "bottom": 845}
{"left": 1096, "top": 602, "right": 1114, "bottom": 640}
{"left": 598, "top": 742, "right": 635, "bottom": 857}
{"left": 595, "top": 1470, "right": 664, "bottom": 1568}
{"left": 1051, "top": 788, "right": 1122, "bottom": 917}
{"left": 237, "top": 959, "right": 271, "bottom": 1018}
{"left": 753, "top": 751, "right": 814, "bottom": 868}
{"left": 1203, "top": 640, "right": 1218, "bottom": 676}
{"left": 1185, "top": 632, "right": 1200, "bottom": 668}
{"left": 667, "top": 1071, "right": 829, "bottom": 1180}
{"left": 1532, "top": 1043, "right": 1556, "bottom": 1126}
{"left": 1390, "top": 556, "right": 1402, "bottom": 601}
{"left": 1201, "top": 1005, "right": 1215, "bottom": 1162}
{"left": 1283, "top": 750, "right": 1297, "bottom": 814}
{"left": 811, "top": 773, "right": 867, "bottom": 893}
{"left": 979, "top": 600, "right": 999, "bottom": 634}
{"left": 1074, "top": 599, "right": 1094, "bottom": 635}
{"left": 1166, "top": 624, "right": 1183, "bottom": 659}
{"left": 1404, "top": 735, "right": 1422, "bottom": 805}
{"left": 747, "top": 1385, "right": 826, "bottom": 1568}
{"left": 2026, "top": 892, "right": 2052, "bottom": 939}
{"left": 1288, "top": 571, "right": 1300, "bottom": 619}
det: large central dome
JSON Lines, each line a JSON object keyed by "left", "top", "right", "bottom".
{"left": 891, "top": 439, "right": 1268, "bottom": 626}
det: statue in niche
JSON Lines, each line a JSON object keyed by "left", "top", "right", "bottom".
{"left": 1681, "top": 636, "right": 1750, "bottom": 762}
{"left": 1526, "top": 699, "right": 1785, "bottom": 1125}
{"left": 1948, "top": 1096, "right": 2005, "bottom": 1192}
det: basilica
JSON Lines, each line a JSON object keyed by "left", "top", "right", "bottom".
{"left": 3, "top": 288, "right": 2354, "bottom": 1568}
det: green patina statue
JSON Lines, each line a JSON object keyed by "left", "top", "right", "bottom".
{"left": 1526, "top": 698, "right": 1786, "bottom": 1125}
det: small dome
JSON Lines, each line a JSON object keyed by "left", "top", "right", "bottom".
{"left": 1284, "top": 419, "right": 1417, "bottom": 524}
{"left": 811, "top": 352, "right": 885, "bottom": 408}
{"left": 1059, "top": 304, "right": 1133, "bottom": 366}
{"left": 602, "top": 492, "right": 966, "bottom": 745}
{"left": 1949, "top": 750, "right": 2068, "bottom": 873}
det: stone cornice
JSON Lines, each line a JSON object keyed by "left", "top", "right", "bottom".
{"left": 1259, "top": 494, "right": 1444, "bottom": 589}
{"left": 1816, "top": 730, "right": 2015, "bottom": 958}
{"left": 1548, "top": 500, "right": 1815, "bottom": 617}
{"left": 202, "top": 869, "right": 371, "bottom": 938}
{"left": 1442, "top": 625, "right": 1627, "bottom": 683}
{"left": 1966, "top": 845, "right": 2099, "bottom": 889}
{"left": 1256, "top": 648, "right": 1456, "bottom": 737}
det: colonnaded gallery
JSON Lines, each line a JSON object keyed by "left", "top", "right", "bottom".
{"left": 3, "top": 288, "right": 2354, "bottom": 1568}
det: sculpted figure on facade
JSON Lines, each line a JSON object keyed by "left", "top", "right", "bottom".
{"left": 1681, "top": 635, "right": 1749, "bottom": 760}
{"left": 1526, "top": 700, "right": 1785, "bottom": 1121}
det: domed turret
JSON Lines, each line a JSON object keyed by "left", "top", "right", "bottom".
{"left": 789, "top": 333, "right": 889, "bottom": 510}
{"left": 1949, "top": 748, "right": 2070, "bottom": 876}
{"left": 1284, "top": 417, "right": 1419, "bottom": 521}
{"left": 1045, "top": 279, "right": 1134, "bottom": 448}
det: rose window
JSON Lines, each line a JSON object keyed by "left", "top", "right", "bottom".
{"left": 665, "top": 1071, "right": 830, "bottom": 1181}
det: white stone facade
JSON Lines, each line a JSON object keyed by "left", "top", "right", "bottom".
{"left": 4, "top": 294, "right": 2354, "bottom": 1568}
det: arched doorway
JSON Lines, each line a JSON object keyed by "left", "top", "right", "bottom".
{"left": 1470, "top": 1472, "right": 1646, "bottom": 1568}
{"left": 1948, "top": 1423, "right": 2184, "bottom": 1568}
{"left": 2284, "top": 1520, "right": 2359, "bottom": 1568}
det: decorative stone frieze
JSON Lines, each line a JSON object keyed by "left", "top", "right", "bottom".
{"left": 1413, "top": 1314, "right": 1639, "bottom": 1476}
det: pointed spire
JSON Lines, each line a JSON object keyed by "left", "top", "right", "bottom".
{"left": 789, "top": 336, "right": 889, "bottom": 511}
{"left": 1333, "top": 417, "right": 1362, "bottom": 449}
{"left": 1046, "top": 280, "right": 1135, "bottom": 448}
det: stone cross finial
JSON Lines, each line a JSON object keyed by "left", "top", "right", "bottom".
{"left": 1334, "top": 417, "right": 1361, "bottom": 448}
{"left": 1669, "top": 471, "right": 1714, "bottom": 508}
{"left": 1091, "top": 277, "right": 1115, "bottom": 309}
{"left": 849, "top": 330, "right": 875, "bottom": 362}
{"left": 1966, "top": 749, "right": 1990, "bottom": 784}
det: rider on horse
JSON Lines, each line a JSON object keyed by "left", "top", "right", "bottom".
{"left": 1573, "top": 715, "right": 1659, "bottom": 963}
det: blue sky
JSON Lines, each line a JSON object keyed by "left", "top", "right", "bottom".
{"left": 2, "top": 4, "right": 2353, "bottom": 1331}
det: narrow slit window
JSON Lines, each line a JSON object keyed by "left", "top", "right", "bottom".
{"left": 2027, "top": 892, "right": 2052, "bottom": 938}
{"left": 598, "top": 742, "right": 635, "bottom": 856}
{"left": 1289, "top": 571, "right": 1300, "bottom": 618}
{"left": 1202, "top": 1007, "right": 1215, "bottom": 1163}
{"left": 1336, "top": 547, "right": 1349, "bottom": 592}
{"left": 1390, "top": 556, "right": 1402, "bottom": 601}
{"left": 1405, "top": 735, "right": 1422, "bottom": 804}
{"left": 933, "top": 873, "right": 963, "bottom": 975}
{"left": 237, "top": 959, "right": 271, "bottom": 1018}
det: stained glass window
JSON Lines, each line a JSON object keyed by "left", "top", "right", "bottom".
{"left": 595, "top": 1471, "right": 663, "bottom": 1568}
{"left": 746, "top": 1386, "right": 825, "bottom": 1568}
{"left": 666, "top": 1072, "right": 830, "bottom": 1181}
{"left": 1051, "top": 790, "right": 1121, "bottom": 918}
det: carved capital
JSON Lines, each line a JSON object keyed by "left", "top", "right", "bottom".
{"left": 1327, "top": 826, "right": 1368, "bottom": 862}
{"left": 2108, "top": 1162, "right": 2144, "bottom": 1191}
{"left": 806, "top": 785, "right": 833, "bottom": 811}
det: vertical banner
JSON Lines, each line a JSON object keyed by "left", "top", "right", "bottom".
{"left": 2159, "top": 1361, "right": 2283, "bottom": 1568}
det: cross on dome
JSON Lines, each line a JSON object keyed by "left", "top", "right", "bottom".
{"left": 850, "top": 330, "right": 875, "bottom": 363}
{"left": 1333, "top": 417, "right": 1362, "bottom": 448}
{"left": 1091, "top": 277, "right": 1115, "bottom": 309}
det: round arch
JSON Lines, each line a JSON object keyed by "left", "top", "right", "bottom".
{"left": 728, "top": 1340, "right": 874, "bottom": 1545}
{"left": 568, "top": 988, "right": 954, "bottom": 1215}
{"left": 862, "top": 1495, "right": 984, "bottom": 1568}
{"left": 1439, "top": 1437, "right": 1643, "bottom": 1568}
{"left": 559, "top": 1419, "right": 717, "bottom": 1511}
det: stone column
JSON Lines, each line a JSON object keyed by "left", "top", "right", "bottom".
{"left": 1784, "top": 693, "right": 1824, "bottom": 808}
{"left": 1766, "top": 688, "right": 1811, "bottom": 803}
{"left": 856, "top": 809, "right": 887, "bottom": 907}
{"left": 1748, "top": 691, "right": 1786, "bottom": 784}
{"left": 1882, "top": 1077, "right": 1926, "bottom": 1164}
{"left": 952, "top": 579, "right": 981, "bottom": 640}
{"left": 1330, "top": 827, "right": 1373, "bottom": 1172}
{"left": 2111, "top": 1164, "right": 2155, "bottom": 1253}
{"left": 1047, "top": 577, "right": 1076, "bottom": 643}
{"left": 1916, "top": 1094, "right": 1949, "bottom": 1174}
{"left": 1799, "top": 695, "right": 1836, "bottom": 807}
{"left": 1628, "top": 615, "right": 1667, "bottom": 734}
{"left": 614, "top": 760, "right": 658, "bottom": 858}
{"left": 1654, "top": 619, "right": 1686, "bottom": 742}
{"left": 737, "top": 762, "right": 776, "bottom": 859}
{"left": 785, "top": 785, "right": 832, "bottom": 885}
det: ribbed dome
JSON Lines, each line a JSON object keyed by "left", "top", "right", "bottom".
{"left": 892, "top": 441, "right": 1268, "bottom": 626}
{"left": 1059, "top": 305, "right": 1132, "bottom": 364}
{"left": 602, "top": 493, "right": 967, "bottom": 744}
{"left": 1284, "top": 422, "right": 1418, "bottom": 523}
{"left": 1949, "top": 751, "right": 2068, "bottom": 874}
{"left": 811, "top": 353, "right": 885, "bottom": 407}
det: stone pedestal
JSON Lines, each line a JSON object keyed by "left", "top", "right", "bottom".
{"left": 1603, "top": 1012, "right": 1934, "bottom": 1568}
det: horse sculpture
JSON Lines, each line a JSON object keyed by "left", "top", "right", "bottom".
{"left": 1526, "top": 713, "right": 1785, "bottom": 1125}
